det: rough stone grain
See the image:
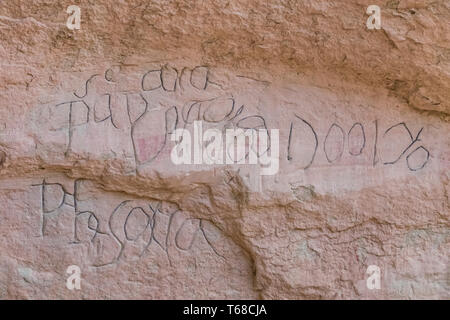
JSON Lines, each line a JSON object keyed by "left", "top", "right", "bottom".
{"left": 0, "top": 0, "right": 448, "bottom": 299}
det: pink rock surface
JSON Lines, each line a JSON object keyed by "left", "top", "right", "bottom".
{"left": 0, "top": 1, "right": 448, "bottom": 299}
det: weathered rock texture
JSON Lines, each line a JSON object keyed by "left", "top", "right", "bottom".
{"left": 0, "top": 0, "right": 449, "bottom": 299}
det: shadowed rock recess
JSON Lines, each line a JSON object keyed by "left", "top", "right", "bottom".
{"left": 0, "top": 0, "right": 448, "bottom": 299}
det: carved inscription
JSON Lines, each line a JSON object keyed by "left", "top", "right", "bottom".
{"left": 32, "top": 178, "right": 226, "bottom": 267}
{"left": 49, "top": 65, "right": 431, "bottom": 172}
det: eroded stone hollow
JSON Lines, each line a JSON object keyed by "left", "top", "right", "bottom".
{"left": 0, "top": 0, "right": 449, "bottom": 299}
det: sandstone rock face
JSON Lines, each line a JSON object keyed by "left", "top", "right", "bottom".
{"left": 0, "top": 1, "right": 449, "bottom": 299}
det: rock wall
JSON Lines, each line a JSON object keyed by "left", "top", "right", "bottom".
{"left": 0, "top": 0, "right": 448, "bottom": 299}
